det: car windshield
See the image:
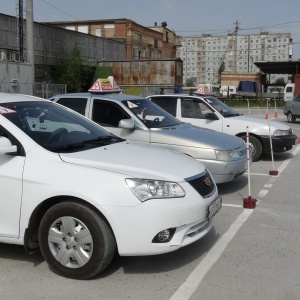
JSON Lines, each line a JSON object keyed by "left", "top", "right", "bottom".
{"left": 1, "top": 101, "right": 124, "bottom": 152}
{"left": 203, "top": 96, "right": 240, "bottom": 117}
{"left": 122, "top": 98, "right": 181, "bottom": 128}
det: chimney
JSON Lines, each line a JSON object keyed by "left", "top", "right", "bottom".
{"left": 161, "top": 21, "right": 167, "bottom": 28}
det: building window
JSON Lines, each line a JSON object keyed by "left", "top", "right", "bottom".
{"left": 154, "top": 39, "right": 158, "bottom": 48}
{"left": 132, "top": 46, "right": 138, "bottom": 59}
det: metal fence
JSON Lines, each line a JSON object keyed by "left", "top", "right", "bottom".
{"left": 0, "top": 82, "right": 66, "bottom": 99}
{"left": 33, "top": 83, "right": 67, "bottom": 99}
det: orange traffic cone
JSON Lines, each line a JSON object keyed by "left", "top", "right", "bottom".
{"left": 298, "top": 138, "right": 300, "bottom": 144}
{"left": 265, "top": 113, "right": 269, "bottom": 119}
{"left": 274, "top": 111, "right": 278, "bottom": 118}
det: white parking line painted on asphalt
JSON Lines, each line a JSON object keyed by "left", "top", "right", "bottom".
{"left": 170, "top": 209, "right": 254, "bottom": 300}
{"left": 277, "top": 144, "right": 300, "bottom": 174}
{"left": 264, "top": 183, "right": 273, "bottom": 188}
{"left": 170, "top": 144, "right": 300, "bottom": 300}
{"left": 249, "top": 173, "right": 270, "bottom": 176}
{"left": 258, "top": 189, "right": 269, "bottom": 198}
{"left": 222, "top": 204, "right": 243, "bottom": 208}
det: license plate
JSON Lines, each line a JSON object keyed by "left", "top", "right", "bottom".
{"left": 207, "top": 195, "right": 222, "bottom": 220}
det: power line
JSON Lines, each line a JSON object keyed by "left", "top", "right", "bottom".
{"left": 40, "top": 0, "right": 80, "bottom": 21}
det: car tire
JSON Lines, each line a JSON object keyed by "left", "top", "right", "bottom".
{"left": 287, "top": 112, "right": 296, "bottom": 123}
{"left": 39, "top": 200, "right": 116, "bottom": 279}
{"left": 241, "top": 135, "right": 262, "bottom": 162}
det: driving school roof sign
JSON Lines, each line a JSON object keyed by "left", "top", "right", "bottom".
{"left": 88, "top": 76, "right": 122, "bottom": 93}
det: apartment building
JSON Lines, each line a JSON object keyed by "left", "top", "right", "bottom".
{"left": 176, "top": 32, "right": 293, "bottom": 85}
{"left": 46, "top": 19, "right": 177, "bottom": 60}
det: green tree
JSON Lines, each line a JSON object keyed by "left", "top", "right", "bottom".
{"left": 274, "top": 77, "right": 286, "bottom": 86}
{"left": 217, "top": 61, "right": 225, "bottom": 83}
{"left": 51, "top": 47, "right": 95, "bottom": 92}
{"left": 186, "top": 77, "right": 197, "bottom": 87}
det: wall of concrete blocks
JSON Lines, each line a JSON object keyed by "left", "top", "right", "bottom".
{"left": 0, "top": 13, "right": 126, "bottom": 85}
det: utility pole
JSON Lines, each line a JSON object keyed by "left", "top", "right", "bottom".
{"left": 18, "top": 0, "right": 24, "bottom": 62}
{"left": 233, "top": 20, "right": 239, "bottom": 73}
{"left": 212, "top": 20, "right": 239, "bottom": 83}
{"left": 26, "top": 0, "right": 35, "bottom": 84}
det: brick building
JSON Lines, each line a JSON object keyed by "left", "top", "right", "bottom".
{"left": 45, "top": 19, "right": 177, "bottom": 60}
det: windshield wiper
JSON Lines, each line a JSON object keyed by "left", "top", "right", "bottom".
{"left": 47, "top": 142, "right": 85, "bottom": 152}
{"left": 82, "top": 135, "right": 125, "bottom": 144}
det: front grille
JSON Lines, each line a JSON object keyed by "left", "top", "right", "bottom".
{"left": 187, "top": 170, "right": 215, "bottom": 198}
{"left": 238, "top": 146, "right": 247, "bottom": 157}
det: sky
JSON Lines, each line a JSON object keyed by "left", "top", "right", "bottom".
{"left": 1, "top": 0, "right": 300, "bottom": 59}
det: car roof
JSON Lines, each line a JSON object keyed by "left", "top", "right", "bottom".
{"left": 53, "top": 92, "right": 146, "bottom": 102}
{"left": 0, "top": 92, "right": 48, "bottom": 104}
{"left": 149, "top": 94, "right": 209, "bottom": 99}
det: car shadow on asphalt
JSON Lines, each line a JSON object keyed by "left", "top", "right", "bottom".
{"left": 0, "top": 243, "right": 44, "bottom": 266}
{"left": 0, "top": 226, "right": 220, "bottom": 280}
{"left": 216, "top": 175, "right": 248, "bottom": 195}
{"left": 259, "top": 151, "right": 295, "bottom": 162}
{"left": 94, "top": 226, "right": 220, "bottom": 278}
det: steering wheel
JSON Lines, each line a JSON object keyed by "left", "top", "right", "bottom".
{"left": 45, "top": 128, "right": 68, "bottom": 145}
{"left": 150, "top": 117, "right": 160, "bottom": 126}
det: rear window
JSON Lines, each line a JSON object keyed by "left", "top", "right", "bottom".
{"left": 149, "top": 97, "right": 177, "bottom": 116}
{"left": 56, "top": 98, "right": 87, "bottom": 115}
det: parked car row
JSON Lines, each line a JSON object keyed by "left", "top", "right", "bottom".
{"left": 50, "top": 92, "right": 248, "bottom": 184}
{"left": 0, "top": 78, "right": 297, "bottom": 280}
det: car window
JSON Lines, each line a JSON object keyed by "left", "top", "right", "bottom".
{"left": 92, "top": 100, "right": 129, "bottom": 127}
{"left": 204, "top": 96, "right": 239, "bottom": 117}
{"left": 56, "top": 97, "right": 87, "bottom": 115}
{"left": 294, "top": 94, "right": 300, "bottom": 102}
{"left": 122, "top": 98, "right": 181, "bottom": 128}
{"left": 149, "top": 97, "right": 177, "bottom": 116}
{"left": 1, "top": 101, "right": 121, "bottom": 152}
{"left": 181, "top": 98, "right": 212, "bottom": 119}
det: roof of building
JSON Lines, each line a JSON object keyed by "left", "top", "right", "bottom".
{"left": 254, "top": 60, "right": 300, "bottom": 75}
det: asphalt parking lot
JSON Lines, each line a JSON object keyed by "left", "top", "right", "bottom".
{"left": 1, "top": 106, "right": 299, "bottom": 300}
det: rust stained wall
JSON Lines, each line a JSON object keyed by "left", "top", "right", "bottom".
{"left": 221, "top": 72, "right": 261, "bottom": 87}
{"left": 98, "top": 60, "right": 183, "bottom": 85}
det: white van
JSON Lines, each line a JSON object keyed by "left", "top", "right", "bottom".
{"left": 220, "top": 86, "right": 237, "bottom": 97}
{"left": 284, "top": 83, "right": 295, "bottom": 102}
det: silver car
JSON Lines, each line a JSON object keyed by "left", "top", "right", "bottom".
{"left": 284, "top": 93, "right": 300, "bottom": 123}
{"left": 50, "top": 93, "right": 248, "bottom": 184}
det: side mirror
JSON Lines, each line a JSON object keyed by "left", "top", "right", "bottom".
{"left": 118, "top": 118, "right": 135, "bottom": 129}
{"left": 205, "top": 112, "right": 219, "bottom": 120}
{"left": 0, "top": 137, "right": 17, "bottom": 154}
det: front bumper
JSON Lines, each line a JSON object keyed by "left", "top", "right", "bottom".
{"left": 197, "top": 158, "right": 247, "bottom": 184}
{"left": 261, "top": 134, "right": 298, "bottom": 153}
{"left": 98, "top": 182, "right": 220, "bottom": 256}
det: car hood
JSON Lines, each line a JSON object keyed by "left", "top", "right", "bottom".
{"left": 231, "top": 115, "right": 291, "bottom": 132}
{"left": 150, "top": 123, "right": 244, "bottom": 150}
{"left": 59, "top": 141, "right": 206, "bottom": 181}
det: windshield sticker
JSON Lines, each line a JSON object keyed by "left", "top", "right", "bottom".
{"left": 127, "top": 101, "right": 138, "bottom": 108}
{"left": 0, "top": 106, "right": 17, "bottom": 114}
{"left": 205, "top": 99, "right": 213, "bottom": 104}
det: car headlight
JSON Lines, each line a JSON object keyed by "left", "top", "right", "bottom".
{"left": 126, "top": 178, "right": 185, "bottom": 202}
{"left": 273, "top": 129, "right": 291, "bottom": 136}
{"left": 215, "top": 149, "right": 240, "bottom": 160}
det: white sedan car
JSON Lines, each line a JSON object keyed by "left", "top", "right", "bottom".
{"left": 0, "top": 93, "right": 221, "bottom": 279}
{"left": 148, "top": 94, "right": 297, "bottom": 161}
